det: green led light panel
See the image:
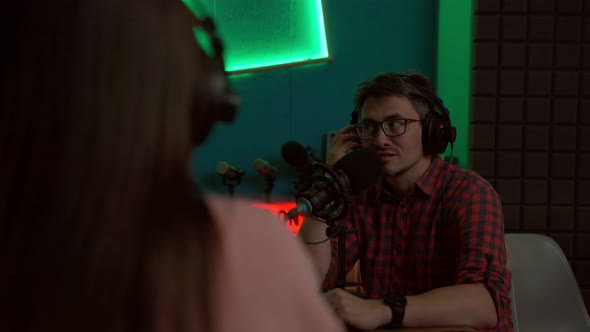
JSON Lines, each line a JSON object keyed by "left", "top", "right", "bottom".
{"left": 436, "top": 0, "right": 473, "bottom": 167}
{"left": 183, "top": 0, "right": 331, "bottom": 74}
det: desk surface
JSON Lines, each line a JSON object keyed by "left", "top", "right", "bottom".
{"left": 356, "top": 328, "right": 476, "bottom": 332}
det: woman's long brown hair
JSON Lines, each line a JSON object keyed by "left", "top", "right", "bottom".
{"left": 0, "top": 0, "right": 219, "bottom": 331}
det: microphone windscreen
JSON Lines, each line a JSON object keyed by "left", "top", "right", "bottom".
{"left": 281, "top": 141, "right": 309, "bottom": 168}
{"left": 333, "top": 149, "right": 381, "bottom": 194}
{"left": 216, "top": 161, "right": 230, "bottom": 175}
{"left": 252, "top": 158, "right": 278, "bottom": 179}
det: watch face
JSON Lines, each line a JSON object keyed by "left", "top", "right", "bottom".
{"left": 384, "top": 292, "right": 406, "bottom": 327}
{"left": 386, "top": 292, "right": 407, "bottom": 306}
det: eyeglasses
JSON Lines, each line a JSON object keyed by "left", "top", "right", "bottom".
{"left": 355, "top": 118, "right": 421, "bottom": 140}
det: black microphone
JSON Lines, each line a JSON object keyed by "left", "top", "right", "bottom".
{"left": 281, "top": 140, "right": 321, "bottom": 168}
{"left": 252, "top": 158, "right": 278, "bottom": 181}
{"left": 216, "top": 161, "right": 245, "bottom": 181}
{"left": 285, "top": 148, "right": 381, "bottom": 222}
{"left": 281, "top": 141, "right": 323, "bottom": 192}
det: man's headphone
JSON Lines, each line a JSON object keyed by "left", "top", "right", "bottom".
{"left": 349, "top": 88, "right": 456, "bottom": 155}
{"left": 185, "top": 2, "right": 240, "bottom": 145}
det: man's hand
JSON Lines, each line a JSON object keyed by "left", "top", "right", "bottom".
{"left": 324, "top": 288, "right": 391, "bottom": 330}
{"left": 326, "top": 125, "right": 361, "bottom": 165}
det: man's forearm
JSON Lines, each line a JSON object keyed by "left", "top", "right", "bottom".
{"left": 298, "top": 217, "right": 331, "bottom": 282}
{"left": 403, "top": 283, "right": 497, "bottom": 328}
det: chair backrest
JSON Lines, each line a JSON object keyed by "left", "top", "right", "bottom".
{"left": 509, "top": 279, "right": 519, "bottom": 332}
{"left": 506, "top": 233, "right": 590, "bottom": 332}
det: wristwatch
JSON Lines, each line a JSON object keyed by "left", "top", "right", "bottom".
{"left": 383, "top": 291, "right": 407, "bottom": 328}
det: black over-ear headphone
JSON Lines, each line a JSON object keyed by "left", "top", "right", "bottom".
{"left": 421, "top": 96, "right": 456, "bottom": 155}
{"left": 184, "top": 2, "right": 240, "bottom": 145}
{"left": 349, "top": 86, "right": 456, "bottom": 155}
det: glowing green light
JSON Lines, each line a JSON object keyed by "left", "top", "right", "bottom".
{"left": 315, "top": 0, "right": 329, "bottom": 58}
{"left": 182, "top": 0, "right": 206, "bottom": 20}
{"left": 183, "top": 0, "right": 331, "bottom": 74}
{"left": 193, "top": 27, "right": 216, "bottom": 58}
{"left": 227, "top": 54, "right": 327, "bottom": 73}
{"left": 436, "top": 0, "right": 473, "bottom": 167}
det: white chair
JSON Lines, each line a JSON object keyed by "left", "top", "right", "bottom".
{"left": 505, "top": 233, "right": 590, "bottom": 332}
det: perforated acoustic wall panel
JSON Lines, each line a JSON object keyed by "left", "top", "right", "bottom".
{"left": 471, "top": 0, "right": 590, "bottom": 309}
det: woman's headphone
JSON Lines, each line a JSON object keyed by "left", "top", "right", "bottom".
{"left": 185, "top": 2, "right": 240, "bottom": 145}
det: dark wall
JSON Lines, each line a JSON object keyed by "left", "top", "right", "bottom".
{"left": 471, "top": 0, "right": 590, "bottom": 308}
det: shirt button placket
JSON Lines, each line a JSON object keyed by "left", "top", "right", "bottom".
{"left": 393, "top": 199, "right": 407, "bottom": 273}
{"left": 397, "top": 195, "right": 413, "bottom": 291}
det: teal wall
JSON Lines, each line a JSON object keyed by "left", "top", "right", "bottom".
{"left": 193, "top": 0, "right": 438, "bottom": 202}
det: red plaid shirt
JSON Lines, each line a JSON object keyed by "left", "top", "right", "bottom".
{"left": 322, "top": 156, "right": 513, "bottom": 331}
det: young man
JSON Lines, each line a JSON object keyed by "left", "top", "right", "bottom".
{"left": 299, "top": 72, "right": 512, "bottom": 331}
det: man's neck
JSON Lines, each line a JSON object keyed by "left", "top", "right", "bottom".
{"left": 384, "top": 156, "right": 433, "bottom": 194}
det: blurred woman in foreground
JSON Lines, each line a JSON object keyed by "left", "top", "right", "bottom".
{"left": 0, "top": 1, "right": 345, "bottom": 331}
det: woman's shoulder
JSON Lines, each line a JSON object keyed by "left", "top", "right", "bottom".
{"left": 204, "top": 194, "right": 288, "bottom": 236}
{"left": 204, "top": 193, "right": 302, "bottom": 263}
{"left": 205, "top": 194, "right": 346, "bottom": 332}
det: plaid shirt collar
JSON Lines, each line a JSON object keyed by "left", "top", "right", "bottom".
{"left": 374, "top": 155, "right": 445, "bottom": 200}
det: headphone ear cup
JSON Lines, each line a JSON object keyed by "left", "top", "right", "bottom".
{"left": 422, "top": 112, "right": 446, "bottom": 155}
{"left": 350, "top": 108, "right": 358, "bottom": 125}
{"left": 421, "top": 112, "right": 433, "bottom": 155}
{"left": 188, "top": 15, "right": 239, "bottom": 146}
{"left": 432, "top": 114, "right": 447, "bottom": 154}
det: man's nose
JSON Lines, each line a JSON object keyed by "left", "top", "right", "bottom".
{"left": 372, "top": 126, "right": 391, "bottom": 146}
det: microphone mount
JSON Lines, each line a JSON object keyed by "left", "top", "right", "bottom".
{"left": 219, "top": 171, "right": 243, "bottom": 198}
{"left": 286, "top": 162, "right": 353, "bottom": 224}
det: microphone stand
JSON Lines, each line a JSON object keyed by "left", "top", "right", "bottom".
{"left": 220, "top": 174, "right": 243, "bottom": 198}
{"left": 327, "top": 224, "right": 348, "bottom": 289}
{"left": 263, "top": 177, "right": 275, "bottom": 203}
{"left": 290, "top": 162, "right": 355, "bottom": 291}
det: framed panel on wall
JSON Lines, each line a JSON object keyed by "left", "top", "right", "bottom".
{"left": 183, "top": 0, "right": 332, "bottom": 74}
